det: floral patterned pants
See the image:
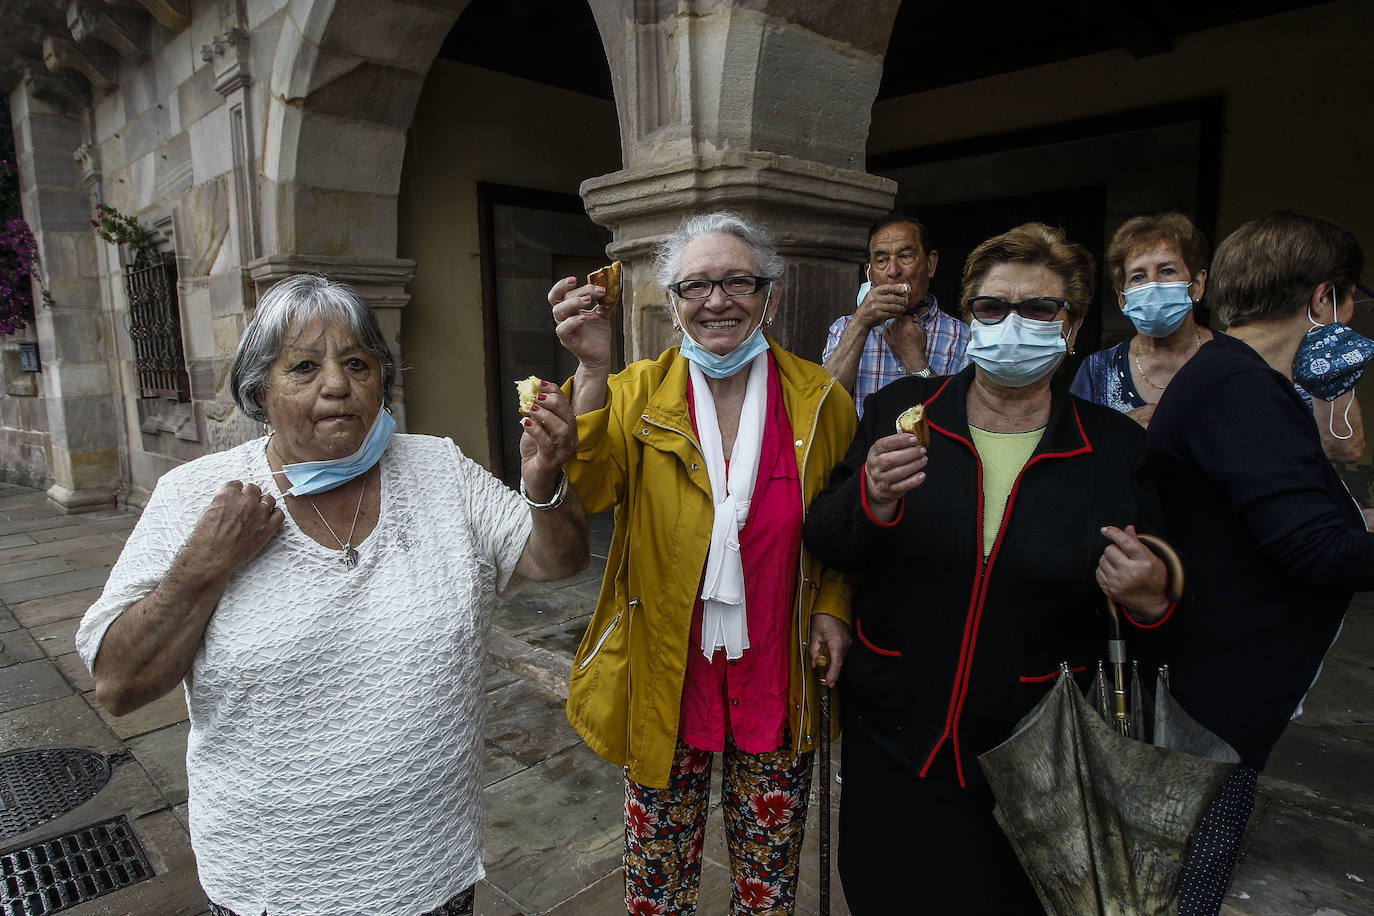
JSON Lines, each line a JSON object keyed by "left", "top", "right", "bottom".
{"left": 623, "top": 737, "right": 813, "bottom": 916}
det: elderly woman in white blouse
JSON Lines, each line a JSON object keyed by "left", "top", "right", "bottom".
{"left": 76, "top": 274, "right": 587, "bottom": 916}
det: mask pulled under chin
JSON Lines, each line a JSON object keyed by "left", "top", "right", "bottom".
{"left": 278, "top": 407, "right": 396, "bottom": 496}
{"left": 673, "top": 293, "right": 772, "bottom": 379}
{"left": 966, "top": 313, "right": 1067, "bottom": 388}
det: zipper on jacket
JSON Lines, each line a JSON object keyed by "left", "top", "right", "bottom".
{"left": 579, "top": 606, "right": 629, "bottom": 670}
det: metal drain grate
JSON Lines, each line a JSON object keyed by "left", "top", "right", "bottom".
{"left": 0, "top": 750, "right": 111, "bottom": 839}
{"left": 0, "top": 816, "right": 153, "bottom": 915}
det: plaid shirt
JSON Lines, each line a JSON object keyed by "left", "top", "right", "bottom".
{"left": 822, "top": 296, "right": 971, "bottom": 416}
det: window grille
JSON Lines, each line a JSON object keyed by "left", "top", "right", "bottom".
{"left": 123, "top": 250, "right": 190, "bottom": 401}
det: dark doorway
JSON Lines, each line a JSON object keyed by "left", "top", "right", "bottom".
{"left": 476, "top": 183, "right": 617, "bottom": 483}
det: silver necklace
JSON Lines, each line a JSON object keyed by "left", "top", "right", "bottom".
{"left": 304, "top": 469, "right": 369, "bottom": 569}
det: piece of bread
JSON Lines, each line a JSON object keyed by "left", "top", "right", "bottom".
{"left": 588, "top": 260, "right": 622, "bottom": 311}
{"left": 516, "top": 375, "right": 541, "bottom": 416}
{"left": 895, "top": 404, "right": 929, "bottom": 446}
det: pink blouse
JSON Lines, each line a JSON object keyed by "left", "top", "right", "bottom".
{"left": 679, "top": 356, "right": 803, "bottom": 753}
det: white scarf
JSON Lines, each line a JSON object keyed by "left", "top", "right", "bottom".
{"left": 690, "top": 353, "right": 770, "bottom": 660}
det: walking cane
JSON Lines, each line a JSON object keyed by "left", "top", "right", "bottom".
{"left": 816, "top": 645, "right": 832, "bottom": 915}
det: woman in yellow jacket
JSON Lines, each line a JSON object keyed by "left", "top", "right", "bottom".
{"left": 547, "top": 212, "right": 856, "bottom": 916}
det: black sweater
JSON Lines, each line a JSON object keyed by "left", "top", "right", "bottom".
{"left": 1137, "top": 332, "right": 1374, "bottom": 768}
{"left": 803, "top": 367, "right": 1157, "bottom": 786}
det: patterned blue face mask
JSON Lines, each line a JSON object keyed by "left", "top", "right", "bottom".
{"left": 1293, "top": 288, "right": 1374, "bottom": 438}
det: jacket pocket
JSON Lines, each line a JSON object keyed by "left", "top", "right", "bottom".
{"left": 856, "top": 617, "right": 902, "bottom": 658}
{"left": 578, "top": 597, "right": 638, "bottom": 670}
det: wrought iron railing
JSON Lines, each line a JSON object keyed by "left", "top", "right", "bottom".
{"left": 123, "top": 249, "right": 190, "bottom": 401}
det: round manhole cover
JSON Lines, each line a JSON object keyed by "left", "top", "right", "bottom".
{"left": 0, "top": 749, "right": 111, "bottom": 839}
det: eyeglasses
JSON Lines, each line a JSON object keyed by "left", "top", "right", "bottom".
{"left": 966, "top": 296, "right": 1070, "bottom": 324}
{"left": 871, "top": 250, "right": 920, "bottom": 271}
{"left": 670, "top": 275, "right": 773, "bottom": 299}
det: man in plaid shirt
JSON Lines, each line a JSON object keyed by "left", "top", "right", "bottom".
{"left": 822, "top": 215, "right": 970, "bottom": 416}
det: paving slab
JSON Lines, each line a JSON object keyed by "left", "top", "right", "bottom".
{"left": 521, "top": 614, "right": 594, "bottom": 659}
{"left": 0, "top": 657, "right": 74, "bottom": 712}
{"left": 0, "top": 606, "right": 19, "bottom": 634}
{"left": 0, "top": 694, "right": 120, "bottom": 753}
{"left": 29, "top": 615, "right": 81, "bottom": 657}
{"left": 1226, "top": 798, "right": 1374, "bottom": 915}
{"left": 484, "top": 679, "right": 583, "bottom": 767}
{"left": 1261, "top": 724, "right": 1374, "bottom": 820}
{"left": 54, "top": 650, "right": 96, "bottom": 693}
{"left": 492, "top": 581, "right": 600, "bottom": 638}
{"left": 473, "top": 883, "right": 524, "bottom": 916}
{"left": 0, "top": 554, "right": 69, "bottom": 584}
{"left": 482, "top": 743, "right": 624, "bottom": 915}
{"left": 127, "top": 722, "right": 191, "bottom": 807}
{"left": 65, "top": 545, "right": 125, "bottom": 572}
{"left": 92, "top": 688, "right": 190, "bottom": 740}
{"left": 27, "top": 516, "right": 135, "bottom": 543}
{"left": 0, "top": 626, "right": 44, "bottom": 665}
{"left": 0, "top": 515, "right": 80, "bottom": 538}
{"left": 9, "top": 586, "right": 105, "bottom": 627}
{"left": 0, "top": 530, "right": 129, "bottom": 565}
{"left": 0, "top": 532, "right": 35, "bottom": 549}
{"left": 543, "top": 866, "right": 623, "bottom": 914}
{"left": 0, "top": 565, "right": 113, "bottom": 604}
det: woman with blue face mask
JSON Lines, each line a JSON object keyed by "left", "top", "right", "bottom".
{"left": 1069, "top": 212, "right": 1215, "bottom": 427}
{"left": 803, "top": 223, "right": 1173, "bottom": 914}
{"left": 548, "top": 211, "right": 858, "bottom": 916}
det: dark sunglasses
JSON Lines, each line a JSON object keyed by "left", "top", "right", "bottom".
{"left": 966, "top": 296, "right": 1070, "bottom": 324}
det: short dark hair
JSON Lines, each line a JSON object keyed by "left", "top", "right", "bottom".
{"left": 867, "top": 212, "right": 932, "bottom": 257}
{"left": 1107, "top": 212, "right": 1211, "bottom": 291}
{"left": 1211, "top": 211, "right": 1364, "bottom": 327}
{"left": 961, "top": 223, "right": 1095, "bottom": 323}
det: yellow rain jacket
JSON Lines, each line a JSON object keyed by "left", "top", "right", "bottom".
{"left": 564, "top": 340, "right": 857, "bottom": 789}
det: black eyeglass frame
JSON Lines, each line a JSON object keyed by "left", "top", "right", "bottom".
{"left": 669, "top": 275, "right": 774, "bottom": 300}
{"left": 965, "top": 295, "right": 1072, "bottom": 324}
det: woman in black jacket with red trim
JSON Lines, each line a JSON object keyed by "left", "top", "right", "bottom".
{"left": 804, "top": 223, "right": 1173, "bottom": 914}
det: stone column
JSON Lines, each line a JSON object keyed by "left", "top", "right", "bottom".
{"left": 583, "top": 0, "right": 903, "bottom": 363}
{"left": 10, "top": 74, "right": 124, "bottom": 510}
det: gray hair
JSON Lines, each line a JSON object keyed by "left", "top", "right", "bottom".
{"left": 653, "top": 211, "right": 785, "bottom": 288}
{"left": 230, "top": 274, "right": 396, "bottom": 423}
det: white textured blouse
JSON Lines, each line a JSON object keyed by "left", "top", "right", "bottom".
{"left": 77, "top": 434, "right": 532, "bottom": 916}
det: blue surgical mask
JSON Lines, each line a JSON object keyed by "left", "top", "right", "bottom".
{"left": 1122, "top": 281, "right": 1195, "bottom": 338}
{"left": 673, "top": 289, "right": 773, "bottom": 379}
{"left": 966, "top": 313, "right": 1067, "bottom": 387}
{"left": 278, "top": 407, "right": 396, "bottom": 496}
{"left": 1293, "top": 290, "right": 1374, "bottom": 437}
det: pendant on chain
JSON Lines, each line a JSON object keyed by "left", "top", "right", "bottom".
{"left": 342, "top": 545, "right": 359, "bottom": 569}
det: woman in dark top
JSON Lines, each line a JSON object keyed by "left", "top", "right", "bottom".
{"left": 1140, "top": 210, "right": 1374, "bottom": 915}
{"left": 803, "top": 223, "right": 1172, "bottom": 914}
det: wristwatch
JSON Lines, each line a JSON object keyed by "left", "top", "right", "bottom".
{"left": 910, "top": 366, "right": 933, "bottom": 378}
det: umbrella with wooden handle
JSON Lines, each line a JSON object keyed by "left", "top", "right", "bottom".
{"left": 816, "top": 644, "right": 832, "bottom": 915}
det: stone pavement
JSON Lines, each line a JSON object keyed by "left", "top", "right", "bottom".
{"left": 1, "top": 480, "right": 1371, "bottom": 915}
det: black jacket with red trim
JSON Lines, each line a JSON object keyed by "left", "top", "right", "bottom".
{"left": 803, "top": 366, "right": 1160, "bottom": 787}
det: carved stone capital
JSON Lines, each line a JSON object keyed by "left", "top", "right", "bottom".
{"left": 126, "top": 0, "right": 191, "bottom": 34}
{"left": 245, "top": 255, "right": 416, "bottom": 309}
{"left": 69, "top": 2, "right": 150, "bottom": 60}
{"left": 42, "top": 35, "right": 117, "bottom": 93}
{"left": 73, "top": 143, "right": 102, "bottom": 186}
{"left": 201, "top": 27, "right": 250, "bottom": 95}
{"left": 23, "top": 62, "right": 91, "bottom": 109}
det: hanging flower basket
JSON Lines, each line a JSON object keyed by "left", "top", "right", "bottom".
{"left": 0, "top": 216, "right": 41, "bottom": 337}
